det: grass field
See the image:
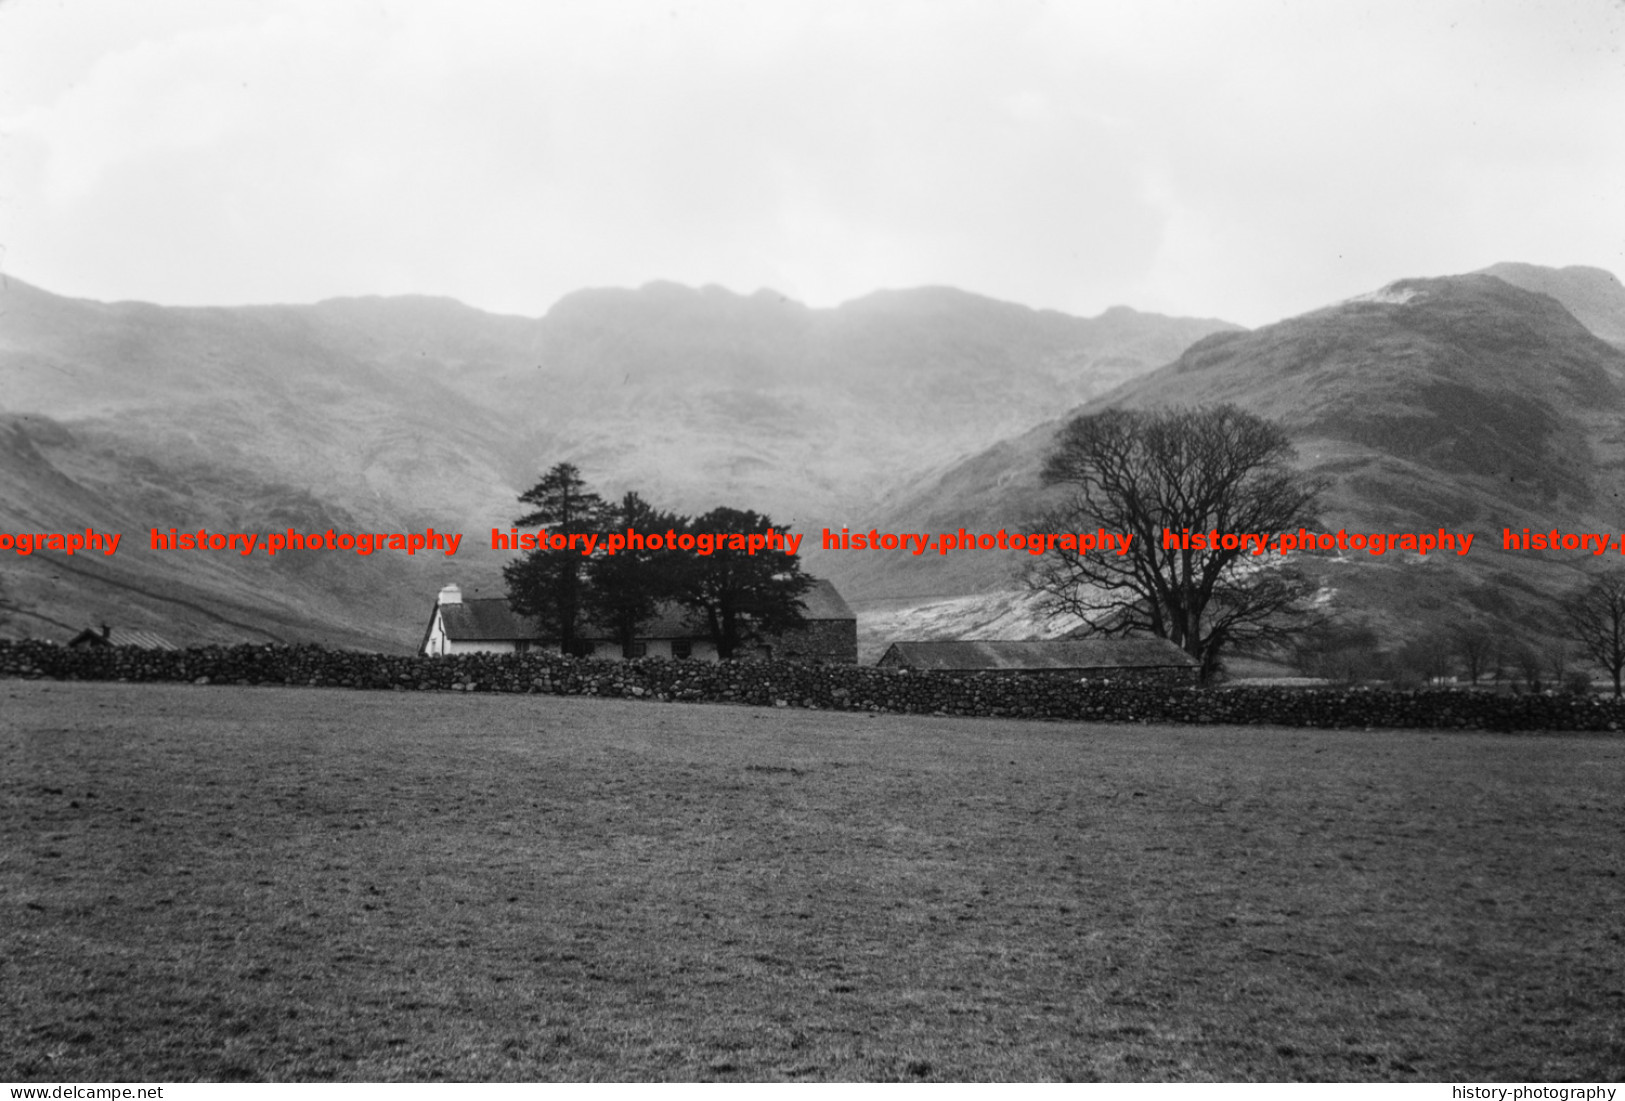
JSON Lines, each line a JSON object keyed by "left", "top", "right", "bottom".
{"left": 3, "top": 681, "right": 1622, "bottom": 1082}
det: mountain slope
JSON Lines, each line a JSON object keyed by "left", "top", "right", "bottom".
{"left": 1477, "top": 262, "right": 1625, "bottom": 348}
{"left": 0, "top": 277, "right": 1233, "bottom": 648}
{"left": 843, "top": 269, "right": 1625, "bottom": 649}
{"left": 515, "top": 283, "right": 1236, "bottom": 524}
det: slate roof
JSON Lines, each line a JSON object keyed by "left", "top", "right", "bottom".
{"left": 798, "top": 578, "right": 856, "bottom": 621}
{"left": 434, "top": 598, "right": 540, "bottom": 641}
{"left": 68, "top": 627, "right": 178, "bottom": 651}
{"left": 605, "top": 603, "right": 706, "bottom": 640}
{"left": 878, "top": 638, "right": 1197, "bottom": 671}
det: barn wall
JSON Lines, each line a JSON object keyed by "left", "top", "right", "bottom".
{"left": 767, "top": 619, "right": 858, "bottom": 664}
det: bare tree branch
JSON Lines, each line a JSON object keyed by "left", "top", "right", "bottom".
{"left": 1562, "top": 571, "right": 1625, "bottom": 698}
{"left": 1027, "top": 405, "right": 1327, "bottom": 681}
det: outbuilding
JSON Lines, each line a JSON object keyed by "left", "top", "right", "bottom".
{"left": 67, "top": 625, "right": 177, "bottom": 651}
{"left": 419, "top": 586, "right": 547, "bottom": 657}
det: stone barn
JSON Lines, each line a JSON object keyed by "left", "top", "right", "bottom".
{"left": 759, "top": 579, "right": 858, "bottom": 664}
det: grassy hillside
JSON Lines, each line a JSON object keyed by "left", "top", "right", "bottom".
{"left": 4, "top": 682, "right": 1620, "bottom": 1081}
{"left": 0, "top": 412, "right": 477, "bottom": 651}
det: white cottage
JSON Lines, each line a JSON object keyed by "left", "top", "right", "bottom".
{"left": 419, "top": 585, "right": 540, "bottom": 656}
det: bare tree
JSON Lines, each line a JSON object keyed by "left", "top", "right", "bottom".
{"left": 1546, "top": 641, "right": 1571, "bottom": 687}
{"left": 1293, "top": 621, "right": 1382, "bottom": 684}
{"left": 1511, "top": 643, "right": 1544, "bottom": 693}
{"left": 1453, "top": 625, "right": 1500, "bottom": 686}
{"left": 0, "top": 569, "right": 21, "bottom": 635}
{"left": 1396, "top": 631, "right": 1455, "bottom": 686}
{"left": 1028, "top": 405, "right": 1326, "bottom": 681}
{"left": 1562, "top": 571, "right": 1625, "bottom": 698}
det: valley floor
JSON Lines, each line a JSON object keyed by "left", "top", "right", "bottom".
{"left": 2, "top": 682, "right": 1621, "bottom": 1082}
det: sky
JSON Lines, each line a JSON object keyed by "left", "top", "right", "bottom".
{"left": 1, "top": 0, "right": 1622, "bottom": 328}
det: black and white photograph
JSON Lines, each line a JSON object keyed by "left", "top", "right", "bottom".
{"left": 2, "top": 0, "right": 1623, "bottom": 1087}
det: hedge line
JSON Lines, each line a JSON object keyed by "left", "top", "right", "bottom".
{"left": 1, "top": 639, "right": 1620, "bottom": 733}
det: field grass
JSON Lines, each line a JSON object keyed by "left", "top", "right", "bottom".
{"left": 3, "top": 680, "right": 1622, "bottom": 1082}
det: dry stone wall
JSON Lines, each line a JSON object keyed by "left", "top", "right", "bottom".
{"left": 1, "top": 639, "right": 1621, "bottom": 733}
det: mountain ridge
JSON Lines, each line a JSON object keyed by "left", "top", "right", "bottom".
{"left": 9, "top": 264, "right": 1617, "bottom": 657}
{"left": 835, "top": 267, "right": 1625, "bottom": 653}
{"left": 1475, "top": 262, "right": 1625, "bottom": 348}
{"left": 0, "top": 274, "right": 1235, "bottom": 648}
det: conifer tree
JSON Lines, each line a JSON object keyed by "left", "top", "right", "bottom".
{"left": 587, "top": 491, "right": 686, "bottom": 656}
{"left": 676, "top": 507, "right": 811, "bottom": 660}
{"left": 502, "top": 463, "right": 606, "bottom": 654}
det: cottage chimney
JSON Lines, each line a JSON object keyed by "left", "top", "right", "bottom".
{"left": 100, "top": 623, "right": 111, "bottom": 640}
{"left": 437, "top": 584, "right": 463, "bottom": 606}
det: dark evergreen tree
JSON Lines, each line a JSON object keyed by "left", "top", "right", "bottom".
{"left": 676, "top": 507, "right": 812, "bottom": 660}
{"left": 587, "top": 491, "right": 687, "bottom": 656}
{"left": 502, "top": 462, "right": 607, "bottom": 654}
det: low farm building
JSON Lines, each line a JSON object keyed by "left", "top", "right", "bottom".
{"left": 769, "top": 578, "right": 857, "bottom": 664}
{"left": 67, "top": 625, "right": 177, "bottom": 651}
{"left": 420, "top": 579, "right": 857, "bottom": 663}
{"left": 875, "top": 638, "right": 1199, "bottom": 683}
{"left": 419, "top": 588, "right": 555, "bottom": 658}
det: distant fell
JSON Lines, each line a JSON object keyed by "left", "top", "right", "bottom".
{"left": 1106, "top": 272, "right": 1625, "bottom": 512}
{"left": 1478, "top": 262, "right": 1625, "bottom": 348}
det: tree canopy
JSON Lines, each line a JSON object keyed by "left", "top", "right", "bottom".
{"left": 502, "top": 462, "right": 607, "bottom": 652}
{"left": 501, "top": 468, "right": 812, "bottom": 659}
{"left": 1027, "top": 405, "right": 1326, "bottom": 681}
{"left": 585, "top": 491, "right": 686, "bottom": 653}
{"left": 675, "top": 506, "right": 812, "bottom": 660}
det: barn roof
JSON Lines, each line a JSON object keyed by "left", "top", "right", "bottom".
{"left": 436, "top": 598, "right": 541, "bottom": 641}
{"left": 878, "top": 638, "right": 1197, "bottom": 671}
{"left": 67, "top": 627, "right": 178, "bottom": 651}
{"left": 798, "top": 578, "right": 855, "bottom": 621}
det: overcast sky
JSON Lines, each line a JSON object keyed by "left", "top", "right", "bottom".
{"left": 1, "top": 0, "right": 1622, "bottom": 327}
